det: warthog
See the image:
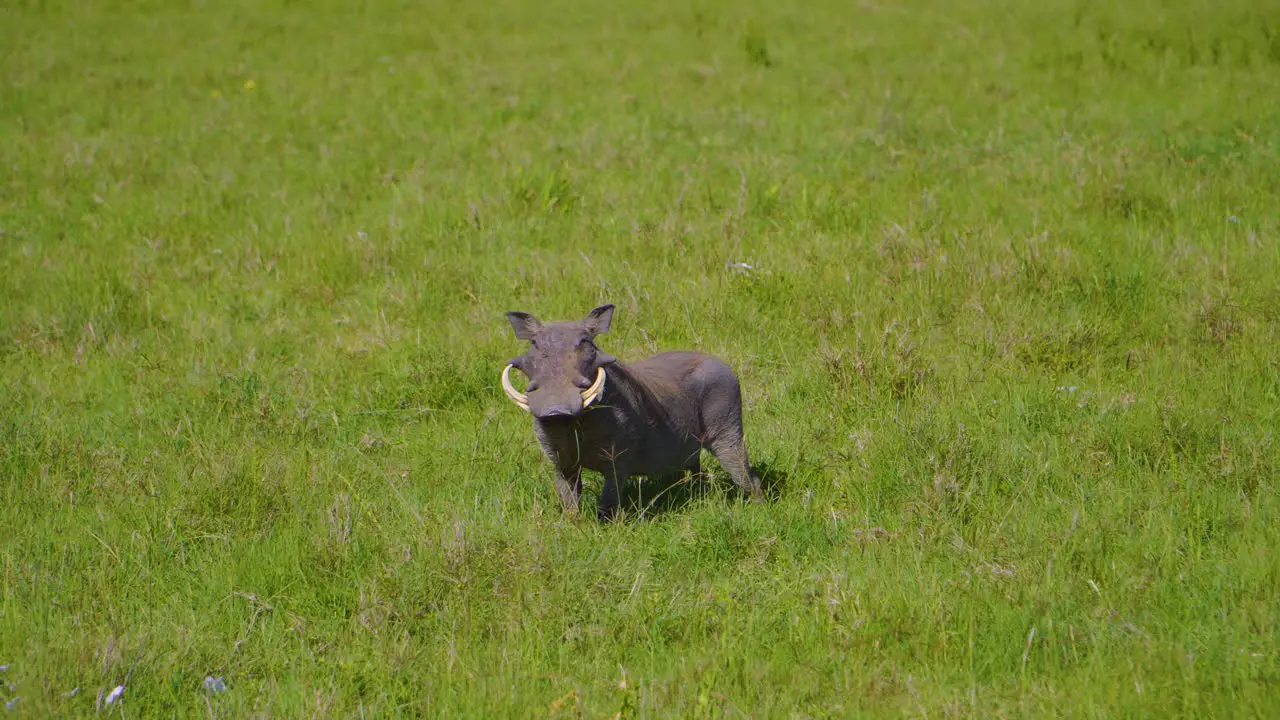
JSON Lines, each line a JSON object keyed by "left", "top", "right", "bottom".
{"left": 500, "top": 304, "right": 763, "bottom": 520}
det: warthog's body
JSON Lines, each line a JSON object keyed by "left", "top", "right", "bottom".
{"left": 501, "top": 306, "right": 761, "bottom": 520}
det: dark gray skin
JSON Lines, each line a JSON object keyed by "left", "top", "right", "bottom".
{"left": 506, "top": 304, "right": 763, "bottom": 521}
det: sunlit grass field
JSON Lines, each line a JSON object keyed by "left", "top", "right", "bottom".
{"left": 3, "top": 0, "right": 1279, "bottom": 715}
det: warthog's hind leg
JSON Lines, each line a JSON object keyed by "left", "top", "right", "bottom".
{"left": 709, "top": 436, "right": 763, "bottom": 501}
{"left": 684, "top": 452, "right": 702, "bottom": 477}
{"left": 597, "top": 461, "right": 629, "bottom": 522}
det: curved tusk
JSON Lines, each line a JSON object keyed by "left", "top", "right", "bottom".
{"left": 501, "top": 365, "right": 530, "bottom": 412}
{"left": 580, "top": 366, "right": 607, "bottom": 408}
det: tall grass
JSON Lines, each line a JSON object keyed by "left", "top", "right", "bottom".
{"left": 2, "top": 0, "right": 1278, "bottom": 715}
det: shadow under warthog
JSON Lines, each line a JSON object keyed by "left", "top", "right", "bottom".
{"left": 618, "top": 456, "right": 789, "bottom": 520}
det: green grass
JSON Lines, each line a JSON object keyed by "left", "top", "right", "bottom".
{"left": 3, "top": 0, "right": 1280, "bottom": 715}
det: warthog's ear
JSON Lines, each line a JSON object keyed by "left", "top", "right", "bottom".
{"left": 583, "top": 304, "right": 615, "bottom": 336}
{"left": 506, "top": 311, "right": 542, "bottom": 341}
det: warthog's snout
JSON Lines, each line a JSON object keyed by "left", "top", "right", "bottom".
{"left": 531, "top": 398, "right": 582, "bottom": 419}
{"left": 526, "top": 381, "right": 586, "bottom": 419}
{"left": 501, "top": 364, "right": 607, "bottom": 417}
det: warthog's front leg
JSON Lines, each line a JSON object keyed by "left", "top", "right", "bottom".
{"left": 554, "top": 465, "right": 583, "bottom": 514}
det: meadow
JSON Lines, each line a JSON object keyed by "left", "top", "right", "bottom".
{"left": 2, "top": 0, "right": 1279, "bottom": 715}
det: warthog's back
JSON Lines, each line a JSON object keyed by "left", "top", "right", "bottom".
{"left": 625, "top": 351, "right": 718, "bottom": 398}
{"left": 624, "top": 351, "right": 743, "bottom": 427}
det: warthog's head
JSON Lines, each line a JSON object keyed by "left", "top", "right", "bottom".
{"left": 502, "top": 304, "right": 617, "bottom": 419}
